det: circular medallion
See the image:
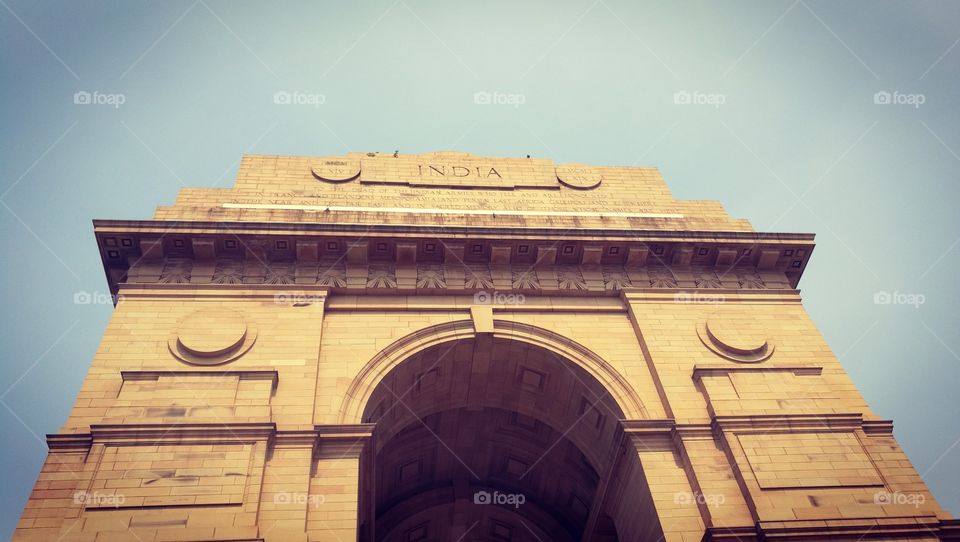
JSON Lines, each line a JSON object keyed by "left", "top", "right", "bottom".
{"left": 556, "top": 164, "right": 603, "bottom": 189}
{"left": 696, "top": 317, "right": 773, "bottom": 363}
{"left": 311, "top": 158, "right": 360, "bottom": 183}
{"left": 169, "top": 309, "right": 257, "bottom": 365}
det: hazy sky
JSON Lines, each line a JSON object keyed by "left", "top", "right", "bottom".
{"left": 1, "top": 0, "right": 958, "bottom": 537}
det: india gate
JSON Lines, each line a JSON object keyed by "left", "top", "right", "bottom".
{"left": 15, "top": 152, "right": 956, "bottom": 541}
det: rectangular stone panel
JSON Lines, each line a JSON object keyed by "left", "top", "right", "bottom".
{"left": 87, "top": 444, "right": 252, "bottom": 508}
{"left": 738, "top": 432, "right": 883, "bottom": 489}
{"left": 107, "top": 371, "right": 276, "bottom": 423}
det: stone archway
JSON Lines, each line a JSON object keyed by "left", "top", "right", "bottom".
{"left": 340, "top": 319, "right": 648, "bottom": 424}
{"left": 350, "top": 323, "right": 662, "bottom": 542}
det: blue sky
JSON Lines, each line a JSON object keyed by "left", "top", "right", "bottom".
{"left": 0, "top": 0, "right": 958, "bottom": 536}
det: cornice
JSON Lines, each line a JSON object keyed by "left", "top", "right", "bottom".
{"left": 46, "top": 423, "right": 378, "bottom": 452}
{"left": 46, "top": 433, "right": 93, "bottom": 452}
{"left": 104, "top": 260, "right": 802, "bottom": 305}
{"left": 692, "top": 364, "right": 823, "bottom": 380}
{"left": 315, "top": 423, "right": 375, "bottom": 458}
{"left": 120, "top": 369, "right": 279, "bottom": 392}
{"left": 705, "top": 517, "right": 956, "bottom": 542}
{"left": 712, "top": 413, "right": 866, "bottom": 432}
{"left": 93, "top": 218, "right": 816, "bottom": 243}
{"left": 758, "top": 516, "right": 943, "bottom": 540}
{"left": 701, "top": 526, "right": 759, "bottom": 542}
{"left": 88, "top": 423, "right": 277, "bottom": 445}
{"left": 93, "top": 220, "right": 815, "bottom": 295}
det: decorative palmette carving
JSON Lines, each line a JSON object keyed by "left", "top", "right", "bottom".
{"left": 601, "top": 266, "right": 633, "bottom": 290}
{"left": 556, "top": 266, "right": 587, "bottom": 290}
{"left": 416, "top": 265, "right": 446, "bottom": 289}
{"left": 264, "top": 263, "right": 295, "bottom": 285}
{"left": 367, "top": 264, "right": 397, "bottom": 288}
{"left": 647, "top": 266, "right": 678, "bottom": 288}
{"left": 212, "top": 260, "right": 243, "bottom": 284}
{"left": 512, "top": 269, "right": 540, "bottom": 290}
{"left": 693, "top": 268, "right": 723, "bottom": 289}
{"left": 317, "top": 260, "right": 347, "bottom": 287}
{"left": 122, "top": 258, "right": 785, "bottom": 293}
{"left": 159, "top": 259, "right": 192, "bottom": 284}
{"left": 737, "top": 270, "right": 766, "bottom": 289}
{"left": 464, "top": 265, "right": 494, "bottom": 290}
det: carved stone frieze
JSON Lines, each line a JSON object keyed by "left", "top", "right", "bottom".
{"left": 124, "top": 258, "right": 791, "bottom": 293}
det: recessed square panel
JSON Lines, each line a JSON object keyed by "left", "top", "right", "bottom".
{"left": 505, "top": 456, "right": 528, "bottom": 477}
{"left": 406, "top": 524, "right": 428, "bottom": 542}
{"left": 516, "top": 367, "right": 546, "bottom": 392}
{"left": 397, "top": 458, "right": 423, "bottom": 485}
{"left": 491, "top": 520, "right": 512, "bottom": 540}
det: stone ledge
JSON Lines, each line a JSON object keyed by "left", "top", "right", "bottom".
{"left": 705, "top": 517, "right": 958, "bottom": 542}
{"left": 120, "top": 369, "right": 279, "bottom": 392}
{"left": 713, "top": 413, "right": 865, "bottom": 432}
{"left": 45, "top": 423, "right": 379, "bottom": 452}
{"left": 759, "top": 515, "right": 943, "bottom": 540}
{"left": 88, "top": 422, "right": 276, "bottom": 445}
{"left": 692, "top": 364, "right": 823, "bottom": 380}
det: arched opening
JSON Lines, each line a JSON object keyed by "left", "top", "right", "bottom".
{"left": 357, "top": 334, "right": 651, "bottom": 541}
